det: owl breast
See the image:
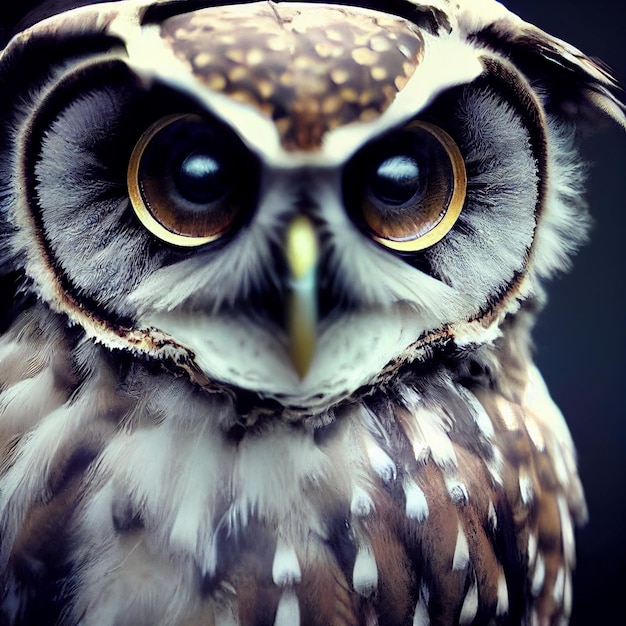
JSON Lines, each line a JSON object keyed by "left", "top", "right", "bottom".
{"left": 0, "top": 307, "right": 586, "bottom": 625}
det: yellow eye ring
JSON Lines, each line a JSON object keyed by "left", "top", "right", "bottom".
{"left": 127, "top": 114, "right": 253, "bottom": 247}
{"left": 361, "top": 120, "right": 467, "bottom": 253}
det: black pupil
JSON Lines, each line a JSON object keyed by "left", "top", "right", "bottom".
{"left": 370, "top": 154, "right": 426, "bottom": 206}
{"left": 175, "top": 151, "right": 230, "bottom": 204}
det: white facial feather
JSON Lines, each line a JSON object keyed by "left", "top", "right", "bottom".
{"left": 529, "top": 116, "right": 590, "bottom": 280}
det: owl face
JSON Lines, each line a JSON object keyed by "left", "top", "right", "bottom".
{"left": 1, "top": 0, "right": 622, "bottom": 411}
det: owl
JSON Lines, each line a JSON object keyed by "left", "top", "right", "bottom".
{"left": 0, "top": 0, "right": 623, "bottom": 624}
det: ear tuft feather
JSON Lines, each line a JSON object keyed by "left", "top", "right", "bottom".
{"left": 472, "top": 14, "right": 625, "bottom": 130}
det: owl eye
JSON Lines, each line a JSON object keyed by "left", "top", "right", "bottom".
{"left": 348, "top": 121, "right": 467, "bottom": 252}
{"left": 127, "top": 114, "right": 256, "bottom": 247}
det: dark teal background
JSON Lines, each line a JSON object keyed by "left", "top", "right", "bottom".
{"left": 505, "top": 0, "right": 625, "bottom": 623}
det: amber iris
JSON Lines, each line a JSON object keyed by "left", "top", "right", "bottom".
{"left": 127, "top": 114, "right": 253, "bottom": 247}
{"left": 350, "top": 121, "right": 466, "bottom": 252}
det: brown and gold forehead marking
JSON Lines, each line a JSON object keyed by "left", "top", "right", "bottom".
{"left": 160, "top": 3, "right": 424, "bottom": 150}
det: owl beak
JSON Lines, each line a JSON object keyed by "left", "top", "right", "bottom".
{"left": 285, "top": 215, "right": 319, "bottom": 379}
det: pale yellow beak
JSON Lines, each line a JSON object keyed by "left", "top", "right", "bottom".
{"left": 285, "top": 215, "right": 319, "bottom": 379}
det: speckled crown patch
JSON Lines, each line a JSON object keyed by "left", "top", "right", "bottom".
{"left": 160, "top": 2, "right": 424, "bottom": 150}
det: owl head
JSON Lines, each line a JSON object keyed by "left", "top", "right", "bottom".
{"left": 0, "top": 0, "right": 623, "bottom": 417}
